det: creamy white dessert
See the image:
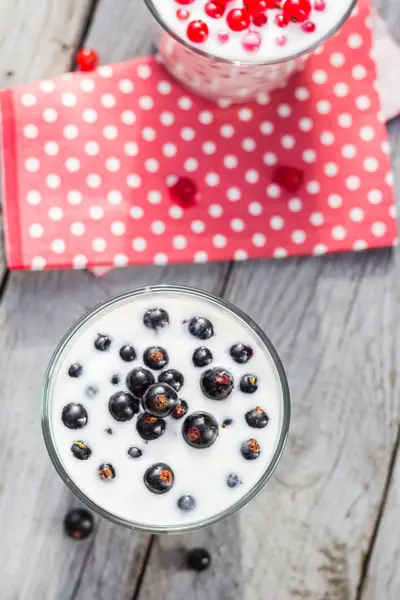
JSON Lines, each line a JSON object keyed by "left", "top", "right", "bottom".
{"left": 148, "top": 0, "right": 356, "bottom": 63}
{"left": 44, "top": 288, "right": 289, "bottom": 530}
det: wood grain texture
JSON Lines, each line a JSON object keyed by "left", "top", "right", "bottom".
{"left": 138, "top": 2, "right": 400, "bottom": 595}
{"left": 0, "top": 0, "right": 93, "bottom": 87}
{"left": 0, "top": 262, "right": 229, "bottom": 600}
{"left": 0, "top": 0, "right": 229, "bottom": 598}
{"left": 356, "top": 110, "right": 400, "bottom": 600}
{"left": 139, "top": 248, "right": 400, "bottom": 600}
{"left": 84, "top": 0, "right": 154, "bottom": 61}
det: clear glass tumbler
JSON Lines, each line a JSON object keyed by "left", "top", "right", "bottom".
{"left": 42, "top": 285, "right": 290, "bottom": 534}
{"left": 144, "top": 0, "right": 357, "bottom": 102}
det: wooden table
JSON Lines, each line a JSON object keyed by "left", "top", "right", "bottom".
{"left": 0, "top": 1, "right": 399, "bottom": 598}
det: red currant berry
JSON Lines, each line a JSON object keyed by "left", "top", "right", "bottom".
{"left": 246, "top": 0, "right": 268, "bottom": 14}
{"left": 75, "top": 48, "right": 99, "bottom": 71}
{"left": 175, "top": 0, "right": 195, "bottom": 4}
{"left": 218, "top": 30, "right": 230, "bottom": 44}
{"left": 205, "top": 0, "right": 226, "bottom": 18}
{"left": 252, "top": 12, "right": 268, "bottom": 26}
{"left": 301, "top": 20, "right": 316, "bottom": 32}
{"left": 177, "top": 8, "right": 190, "bottom": 20}
{"left": 226, "top": 8, "right": 251, "bottom": 31}
{"left": 241, "top": 31, "right": 262, "bottom": 52}
{"left": 187, "top": 20, "right": 209, "bottom": 43}
{"left": 283, "top": 0, "right": 311, "bottom": 22}
{"left": 273, "top": 166, "right": 304, "bottom": 193}
{"left": 275, "top": 12, "right": 290, "bottom": 27}
{"left": 314, "top": 0, "right": 326, "bottom": 10}
{"left": 169, "top": 177, "right": 199, "bottom": 207}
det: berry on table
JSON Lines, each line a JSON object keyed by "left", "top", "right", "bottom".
{"left": 136, "top": 413, "right": 166, "bottom": 440}
{"left": 183, "top": 412, "right": 219, "bottom": 449}
{"left": 143, "top": 308, "right": 169, "bottom": 330}
{"left": 273, "top": 166, "right": 304, "bottom": 193}
{"left": 64, "top": 508, "right": 93, "bottom": 540}
{"left": 240, "top": 374, "right": 258, "bottom": 393}
{"left": 178, "top": 494, "right": 196, "bottom": 511}
{"left": 126, "top": 367, "right": 155, "bottom": 398}
{"left": 98, "top": 463, "right": 116, "bottom": 480}
{"left": 241, "top": 438, "right": 261, "bottom": 460}
{"left": 144, "top": 463, "right": 174, "bottom": 494}
{"left": 227, "top": 474, "right": 241, "bottom": 488}
{"left": 186, "top": 548, "right": 211, "bottom": 571}
{"left": 119, "top": 345, "right": 137, "bottom": 362}
{"left": 143, "top": 383, "right": 178, "bottom": 418}
{"left": 143, "top": 346, "right": 169, "bottom": 370}
{"left": 128, "top": 447, "right": 143, "bottom": 459}
{"left": 71, "top": 440, "right": 92, "bottom": 460}
{"left": 169, "top": 177, "right": 199, "bottom": 208}
{"left": 62, "top": 403, "right": 88, "bottom": 429}
{"left": 230, "top": 343, "right": 253, "bottom": 364}
{"left": 75, "top": 48, "right": 99, "bottom": 72}
{"left": 188, "top": 316, "right": 214, "bottom": 340}
{"left": 201, "top": 368, "right": 234, "bottom": 400}
{"left": 192, "top": 346, "right": 213, "bottom": 367}
{"left": 109, "top": 391, "right": 140, "bottom": 421}
{"left": 245, "top": 406, "right": 269, "bottom": 428}
{"left": 158, "top": 369, "right": 184, "bottom": 392}
{"left": 94, "top": 334, "right": 111, "bottom": 351}
{"left": 68, "top": 363, "right": 82, "bottom": 378}
{"left": 171, "top": 398, "right": 189, "bottom": 420}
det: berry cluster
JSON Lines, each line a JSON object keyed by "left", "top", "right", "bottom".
{"left": 174, "top": 0, "right": 325, "bottom": 52}
{"left": 61, "top": 306, "right": 270, "bottom": 511}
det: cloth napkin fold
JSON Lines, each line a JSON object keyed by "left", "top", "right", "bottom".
{"left": 0, "top": 0, "right": 396, "bottom": 272}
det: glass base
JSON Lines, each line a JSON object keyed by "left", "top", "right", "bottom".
{"left": 156, "top": 29, "right": 309, "bottom": 102}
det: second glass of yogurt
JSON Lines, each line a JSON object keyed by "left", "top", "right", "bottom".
{"left": 42, "top": 286, "right": 290, "bottom": 534}
{"left": 144, "top": 0, "right": 357, "bottom": 101}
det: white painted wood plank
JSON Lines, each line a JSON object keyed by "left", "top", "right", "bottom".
{"left": 0, "top": 0, "right": 93, "bottom": 87}
{"left": 84, "top": 0, "right": 154, "bottom": 62}
{"left": 0, "top": 262, "right": 229, "bottom": 600}
{"left": 0, "top": 1, "right": 229, "bottom": 599}
{"left": 140, "top": 247, "right": 400, "bottom": 600}
{"left": 362, "top": 455, "right": 400, "bottom": 600}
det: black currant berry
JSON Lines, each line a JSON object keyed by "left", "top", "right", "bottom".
{"left": 200, "top": 368, "right": 234, "bottom": 400}
{"left": 144, "top": 463, "right": 174, "bottom": 494}
{"left": 182, "top": 412, "right": 219, "bottom": 449}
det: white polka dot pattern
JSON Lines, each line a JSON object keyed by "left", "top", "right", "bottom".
{"left": 1, "top": 2, "right": 396, "bottom": 271}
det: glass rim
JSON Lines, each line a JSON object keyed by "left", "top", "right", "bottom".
{"left": 144, "top": 0, "right": 358, "bottom": 67}
{"left": 42, "top": 285, "right": 290, "bottom": 534}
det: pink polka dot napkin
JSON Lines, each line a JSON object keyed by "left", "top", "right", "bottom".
{"left": 0, "top": 0, "right": 396, "bottom": 271}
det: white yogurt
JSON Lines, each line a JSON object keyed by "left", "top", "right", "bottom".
{"left": 149, "top": 0, "right": 356, "bottom": 63}
{"left": 46, "top": 288, "right": 288, "bottom": 530}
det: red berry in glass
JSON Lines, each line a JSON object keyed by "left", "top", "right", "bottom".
{"left": 246, "top": 0, "right": 268, "bottom": 14}
{"left": 302, "top": 20, "right": 316, "bottom": 32}
{"left": 314, "top": 0, "right": 326, "bottom": 10}
{"left": 252, "top": 12, "right": 268, "bottom": 27}
{"left": 205, "top": 0, "right": 226, "bottom": 18}
{"left": 273, "top": 166, "right": 304, "bottom": 193}
{"left": 75, "top": 48, "right": 99, "bottom": 72}
{"left": 275, "top": 12, "right": 290, "bottom": 27}
{"left": 226, "top": 8, "right": 251, "bottom": 31}
{"left": 187, "top": 20, "right": 209, "bottom": 43}
{"left": 177, "top": 8, "right": 190, "bottom": 20}
{"left": 169, "top": 177, "right": 199, "bottom": 207}
{"left": 283, "top": 0, "right": 312, "bottom": 22}
{"left": 175, "top": 0, "right": 195, "bottom": 4}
